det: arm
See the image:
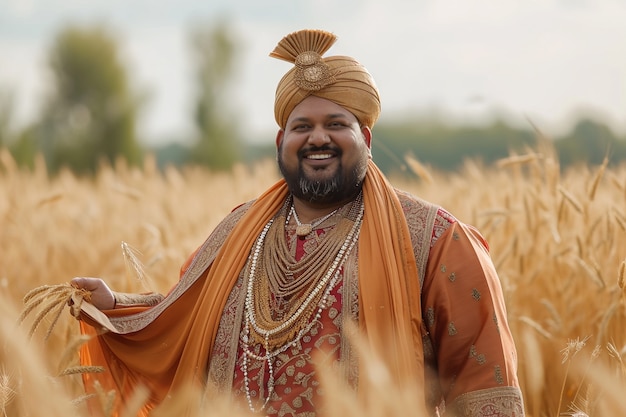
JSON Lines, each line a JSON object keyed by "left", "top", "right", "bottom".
{"left": 70, "top": 277, "right": 164, "bottom": 310}
{"left": 422, "top": 221, "right": 524, "bottom": 416}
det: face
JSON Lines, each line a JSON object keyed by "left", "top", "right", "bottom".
{"left": 276, "top": 96, "right": 372, "bottom": 205}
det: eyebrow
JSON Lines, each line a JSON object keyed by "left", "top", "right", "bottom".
{"left": 290, "top": 113, "right": 349, "bottom": 123}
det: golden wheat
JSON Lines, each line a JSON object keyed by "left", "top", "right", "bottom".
{"left": 587, "top": 156, "right": 608, "bottom": 201}
{"left": 2, "top": 146, "right": 626, "bottom": 416}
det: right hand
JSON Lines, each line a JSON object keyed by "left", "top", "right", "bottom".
{"left": 71, "top": 277, "right": 116, "bottom": 310}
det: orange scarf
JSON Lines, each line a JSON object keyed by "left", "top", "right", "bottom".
{"left": 79, "top": 160, "right": 425, "bottom": 415}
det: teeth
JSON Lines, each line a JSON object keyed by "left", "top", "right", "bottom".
{"left": 307, "top": 154, "right": 333, "bottom": 160}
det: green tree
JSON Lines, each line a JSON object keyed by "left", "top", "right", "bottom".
{"left": 372, "top": 119, "right": 536, "bottom": 174}
{"left": 37, "top": 24, "right": 143, "bottom": 174}
{"left": 188, "top": 20, "right": 241, "bottom": 169}
{"left": 0, "top": 88, "right": 39, "bottom": 169}
{"left": 0, "top": 88, "right": 14, "bottom": 149}
{"left": 555, "top": 118, "right": 623, "bottom": 166}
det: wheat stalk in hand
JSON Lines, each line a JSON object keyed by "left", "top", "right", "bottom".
{"left": 18, "top": 284, "right": 91, "bottom": 340}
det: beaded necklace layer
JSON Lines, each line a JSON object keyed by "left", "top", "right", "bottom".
{"left": 241, "top": 192, "right": 364, "bottom": 412}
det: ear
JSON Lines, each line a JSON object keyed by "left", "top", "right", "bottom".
{"left": 361, "top": 126, "right": 372, "bottom": 149}
{"left": 275, "top": 129, "right": 285, "bottom": 149}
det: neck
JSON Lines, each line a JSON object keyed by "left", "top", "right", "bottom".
{"left": 290, "top": 189, "right": 361, "bottom": 224}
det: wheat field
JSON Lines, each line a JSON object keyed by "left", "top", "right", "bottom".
{"left": 1, "top": 143, "right": 625, "bottom": 417}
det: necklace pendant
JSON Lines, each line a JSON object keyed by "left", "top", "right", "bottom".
{"left": 296, "top": 224, "right": 313, "bottom": 236}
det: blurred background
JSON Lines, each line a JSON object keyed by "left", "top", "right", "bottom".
{"left": 1, "top": 0, "right": 625, "bottom": 175}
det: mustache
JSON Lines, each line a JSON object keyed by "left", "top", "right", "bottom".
{"left": 297, "top": 145, "right": 341, "bottom": 158}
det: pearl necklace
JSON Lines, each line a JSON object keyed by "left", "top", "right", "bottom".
{"left": 289, "top": 205, "right": 339, "bottom": 236}
{"left": 241, "top": 269, "right": 343, "bottom": 413}
{"left": 241, "top": 197, "right": 364, "bottom": 413}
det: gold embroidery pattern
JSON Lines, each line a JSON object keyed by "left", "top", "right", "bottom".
{"left": 494, "top": 365, "right": 504, "bottom": 385}
{"left": 453, "top": 386, "right": 524, "bottom": 417}
{"left": 395, "top": 190, "right": 441, "bottom": 286}
{"left": 294, "top": 51, "right": 336, "bottom": 91}
{"left": 469, "top": 345, "right": 487, "bottom": 365}
{"left": 208, "top": 274, "right": 246, "bottom": 391}
{"left": 341, "top": 249, "right": 360, "bottom": 387}
{"left": 434, "top": 209, "right": 456, "bottom": 246}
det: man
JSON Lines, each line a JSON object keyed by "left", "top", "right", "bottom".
{"left": 71, "top": 29, "right": 524, "bottom": 416}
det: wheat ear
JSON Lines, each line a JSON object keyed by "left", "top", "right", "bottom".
{"left": 70, "top": 393, "right": 97, "bottom": 406}
{"left": 93, "top": 380, "right": 117, "bottom": 417}
{"left": 57, "top": 334, "right": 93, "bottom": 371}
{"left": 18, "top": 284, "right": 91, "bottom": 340}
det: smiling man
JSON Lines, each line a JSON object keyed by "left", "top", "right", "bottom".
{"left": 71, "top": 29, "right": 525, "bottom": 417}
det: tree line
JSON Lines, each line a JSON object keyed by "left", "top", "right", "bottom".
{"left": 0, "top": 19, "right": 242, "bottom": 175}
{"left": 1, "top": 21, "right": 624, "bottom": 176}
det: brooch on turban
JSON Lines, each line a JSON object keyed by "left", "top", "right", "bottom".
{"left": 294, "top": 51, "right": 335, "bottom": 91}
{"left": 270, "top": 29, "right": 337, "bottom": 91}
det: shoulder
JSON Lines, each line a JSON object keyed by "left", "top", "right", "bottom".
{"left": 394, "top": 189, "right": 457, "bottom": 247}
{"left": 228, "top": 199, "right": 255, "bottom": 218}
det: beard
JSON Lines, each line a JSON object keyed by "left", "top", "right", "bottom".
{"left": 277, "top": 144, "right": 368, "bottom": 205}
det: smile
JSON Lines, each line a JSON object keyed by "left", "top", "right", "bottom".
{"left": 305, "top": 153, "right": 334, "bottom": 160}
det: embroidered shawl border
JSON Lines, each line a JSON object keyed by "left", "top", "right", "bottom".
{"left": 452, "top": 386, "right": 525, "bottom": 417}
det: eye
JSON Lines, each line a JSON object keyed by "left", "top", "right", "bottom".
{"left": 328, "top": 121, "right": 347, "bottom": 129}
{"left": 292, "top": 123, "right": 310, "bottom": 131}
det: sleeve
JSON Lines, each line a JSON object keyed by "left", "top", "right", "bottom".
{"left": 421, "top": 221, "right": 525, "bottom": 416}
{"left": 112, "top": 291, "right": 164, "bottom": 308}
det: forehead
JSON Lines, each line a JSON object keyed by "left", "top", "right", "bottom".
{"left": 287, "top": 96, "right": 357, "bottom": 122}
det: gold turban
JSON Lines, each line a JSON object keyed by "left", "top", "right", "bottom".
{"left": 270, "top": 29, "right": 381, "bottom": 128}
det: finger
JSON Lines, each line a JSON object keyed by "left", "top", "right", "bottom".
{"left": 70, "top": 277, "right": 87, "bottom": 288}
{"left": 70, "top": 277, "right": 99, "bottom": 290}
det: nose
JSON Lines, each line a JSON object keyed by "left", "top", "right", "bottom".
{"left": 307, "top": 125, "right": 330, "bottom": 147}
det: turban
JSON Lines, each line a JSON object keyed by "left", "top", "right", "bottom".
{"left": 270, "top": 29, "right": 381, "bottom": 129}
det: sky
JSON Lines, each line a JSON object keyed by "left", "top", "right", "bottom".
{"left": 1, "top": 0, "right": 625, "bottom": 145}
